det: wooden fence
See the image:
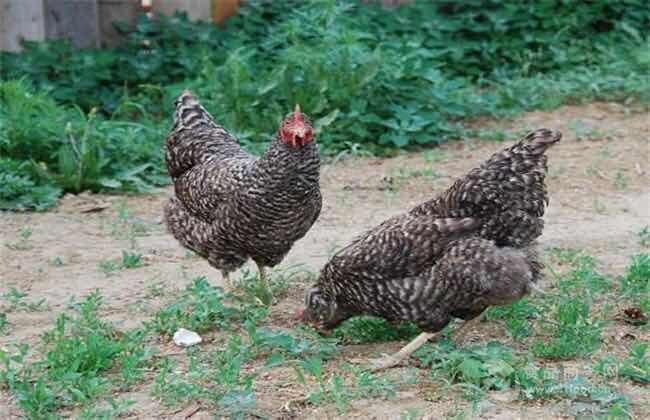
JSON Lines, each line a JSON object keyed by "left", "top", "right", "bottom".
{"left": 0, "top": 0, "right": 240, "bottom": 51}
{"left": 0, "top": 0, "right": 412, "bottom": 52}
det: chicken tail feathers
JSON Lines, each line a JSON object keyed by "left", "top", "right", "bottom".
{"left": 165, "top": 90, "right": 243, "bottom": 180}
{"left": 410, "top": 128, "right": 560, "bottom": 246}
{"left": 172, "top": 90, "right": 218, "bottom": 132}
{"left": 522, "top": 128, "right": 562, "bottom": 155}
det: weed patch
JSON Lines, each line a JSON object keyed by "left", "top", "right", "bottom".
{"left": 0, "top": 292, "right": 151, "bottom": 418}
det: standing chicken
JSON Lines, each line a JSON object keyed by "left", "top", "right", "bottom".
{"left": 164, "top": 91, "right": 321, "bottom": 300}
{"left": 300, "top": 128, "right": 560, "bottom": 370}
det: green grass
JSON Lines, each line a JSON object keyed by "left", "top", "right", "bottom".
{"left": 4, "top": 226, "right": 34, "bottom": 251}
{"left": 231, "top": 265, "right": 311, "bottom": 306}
{"left": 593, "top": 343, "right": 649, "bottom": 384}
{"left": 146, "top": 277, "right": 258, "bottom": 336}
{"left": 0, "top": 0, "right": 648, "bottom": 209}
{"left": 417, "top": 341, "right": 527, "bottom": 401}
{"left": 1, "top": 288, "right": 47, "bottom": 312}
{"left": 638, "top": 226, "right": 650, "bottom": 247}
{"left": 0, "top": 313, "right": 10, "bottom": 335}
{"left": 0, "top": 291, "right": 151, "bottom": 419}
{"left": 98, "top": 250, "right": 144, "bottom": 276}
{"left": 333, "top": 316, "right": 420, "bottom": 344}
{"left": 531, "top": 297, "right": 604, "bottom": 360}
{"left": 484, "top": 298, "right": 538, "bottom": 340}
{"left": 2, "top": 251, "right": 648, "bottom": 418}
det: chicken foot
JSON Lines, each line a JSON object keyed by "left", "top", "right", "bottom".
{"left": 370, "top": 315, "right": 484, "bottom": 371}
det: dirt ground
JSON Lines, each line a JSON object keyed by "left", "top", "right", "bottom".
{"left": 1, "top": 102, "right": 649, "bottom": 419}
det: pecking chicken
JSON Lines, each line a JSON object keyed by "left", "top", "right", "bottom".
{"left": 163, "top": 91, "right": 322, "bottom": 300}
{"left": 300, "top": 128, "right": 561, "bottom": 370}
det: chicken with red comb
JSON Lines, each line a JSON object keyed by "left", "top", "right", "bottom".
{"left": 164, "top": 91, "right": 321, "bottom": 302}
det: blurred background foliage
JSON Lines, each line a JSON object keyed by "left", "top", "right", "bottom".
{"left": 1, "top": 0, "right": 648, "bottom": 210}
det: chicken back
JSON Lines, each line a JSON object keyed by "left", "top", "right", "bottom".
{"left": 303, "top": 129, "right": 560, "bottom": 333}
{"left": 164, "top": 91, "right": 322, "bottom": 277}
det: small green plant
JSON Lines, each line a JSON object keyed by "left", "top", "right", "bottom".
{"left": 147, "top": 277, "right": 250, "bottom": 336}
{"left": 0, "top": 313, "right": 10, "bottom": 335}
{"left": 484, "top": 298, "right": 539, "bottom": 339}
{"left": 98, "top": 259, "right": 121, "bottom": 276}
{"left": 613, "top": 171, "right": 628, "bottom": 190}
{"left": 293, "top": 358, "right": 395, "bottom": 414}
{"left": 517, "top": 370, "right": 630, "bottom": 416}
{"left": 5, "top": 226, "right": 34, "bottom": 250}
{"left": 569, "top": 120, "right": 608, "bottom": 141}
{"left": 548, "top": 247, "right": 583, "bottom": 265}
{"left": 120, "top": 250, "right": 143, "bottom": 268}
{"left": 0, "top": 291, "right": 150, "bottom": 419}
{"left": 49, "top": 256, "right": 64, "bottom": 266}
{"left": 638, "top": 226, "right": 650, "bottom": 247}
{"left": 417, "top": 341, "right": 529, "bottom": 401}
{"left": 532, "top": 297, "right": 603, "bottom": 360}
{"left": 593, "top": 343, "right": 648, "bottom": 384}
{"left": 98, "top": 250, "right": 144, "bottom": 275}
{"left": 619, "top": 253, "right": 650, "bottom": 297}
{"left": 333, "top": 316, "right": 419, "bottom": 344}
{"left": 1, "top": 288, "right": 47, "bottom": 312}
{"left": 145, "top": 280, "right": 167, "bottom": 298}
{"left": 109, "top": 201, "right": 151, "bottom": 248}
{"left": 153, "top": 337, "right": 258, "bottom": 415}
{"left": 557, "top": 255, "right": 612, "bottom": 295}
{"left": 619, "top": 343, "right": 649, "bottom": 384}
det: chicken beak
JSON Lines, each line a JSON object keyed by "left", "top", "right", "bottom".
{"left": 292, "top": 128, "right": 306, "bottom": 147}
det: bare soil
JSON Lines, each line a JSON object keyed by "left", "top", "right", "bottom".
{"left": 1, "top": 102, "right": 649, "bottom": 419}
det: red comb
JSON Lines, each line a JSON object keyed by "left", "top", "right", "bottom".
{"left": 293, "top": 104, "right": 302, "bottom": 122}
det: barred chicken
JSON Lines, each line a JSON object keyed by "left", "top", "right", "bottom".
{"left": 164, "top": 91, "right": 321, "bottom": 300}
{"left": 300, "top": 128, "right": 561, "bottom": 370}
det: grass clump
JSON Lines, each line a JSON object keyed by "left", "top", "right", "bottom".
{"left": 532, "top": 297, "right": 604, "bottom": 360}
{"left": 98, "top": 250, "right": 144, "bottom": 275}
{"left": 333, "top": 317, "right": 420, "bottom": 344}
{"left": 293, "top": 359, "right": 396, "bottom": 414}
{"left": 418, "top": 341, "right": 527, "bottom": 401}
{"left": 593, "top": 343, "right": 649, "bottom": 384}
{"left": 147, "top": 277, "right": 256, "bottom": 336}
{"left": 152, "top": 346, "right": 257, "bottom": 416}
{"left": 517, "top": 371, "right": 631, "bottom": 418}
{"left": 1, "top": 288, "right": 47, "bottom": 312}
{"left": 0, "top": 291, "right": 151, "bottom": 419}
{"left": 619, "top": 254, "right": 650, "bottom": 298}
{"left": 0, "top": 80, "right": 167, "bottom": 210}
{"left": 484, "top": 298, "right": 538, "bottom": 340}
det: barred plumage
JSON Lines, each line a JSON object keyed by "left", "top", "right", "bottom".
{"left": 164, "top": 91, "right": 322, "bottom": 295}
{"left": 301, "top": 128, "right": 560, "bottom": 369}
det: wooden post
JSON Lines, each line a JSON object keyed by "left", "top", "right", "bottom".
{"left": 212, "top": 0, "right": 239, "bottom": 25}
{"left": 43, "top": 0, "right": 100, "bottom": 48}
{"left": 97, "top": 0, "right": 140, "bottom": 47}
{"left": 152, "top": 0, "right": 211, "bottom": 21}
{"left": 0, "top": 0, "right": 46, "bottom": 51}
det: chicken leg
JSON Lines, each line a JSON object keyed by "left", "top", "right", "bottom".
{"left": 221, "top": 271, "right": 231, "bottom": 289}
{"left": 370, "top": 316, "right": 483, "bottom": 371}
{"left": 254, "top": 261, "right": 273, "bottom": 304}
{"left": 370, "top": 332, "right": 437, "bottom": 371}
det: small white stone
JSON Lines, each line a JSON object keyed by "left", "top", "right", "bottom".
{"left": 172, "top": 328, "right": 202, "bottom": 347}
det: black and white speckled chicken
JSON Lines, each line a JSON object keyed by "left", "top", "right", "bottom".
{"left": 164, "top": 91, "right": 321, "bottom": 299}
{"left": 300, "top": 128, "right": 561, "bottom": 370}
